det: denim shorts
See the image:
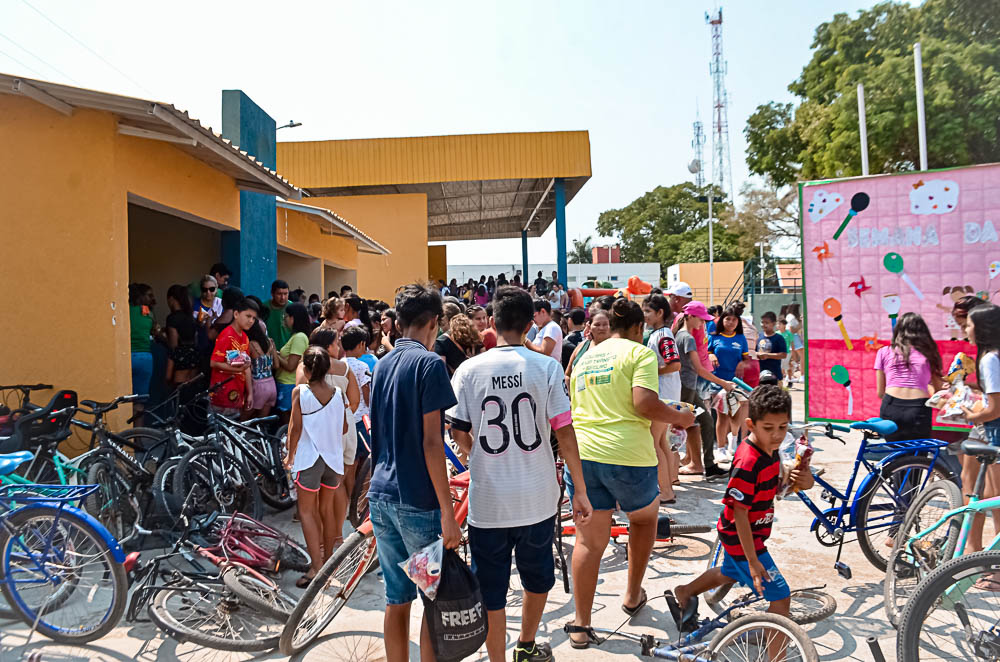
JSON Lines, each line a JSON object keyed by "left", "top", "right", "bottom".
{"left": 564, "top": 460, "right": 659, "bottom": 512}
{"left": 469, "top": 516, "right": 555, "bottom": 611}
{"left": 720, "top": 549, "right": 791, "bottom": 602}
{"left": 984, "top": 420, "right": 1000, "bottom": 447}
{"left": 369, "top": 498, "right": 442, "bottom": 604}
{"left": 131, "top": 352, "right": 153, "bottom": 396}
{"left": 275, "top": 382, "right": 295, "bottom": 412}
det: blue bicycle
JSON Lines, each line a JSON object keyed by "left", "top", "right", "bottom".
{"left": 0, "top": 451, "right": 128, "bottom": 643}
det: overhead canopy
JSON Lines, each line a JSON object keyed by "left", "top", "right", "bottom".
{"left": 277, "top": 131, "right": 591, "bottom": 241}
{"left": 0, "top": 73, "right": 300, "bottom": 199}
{"left": 276, "top": 199, "right": 389, "bottom": 255}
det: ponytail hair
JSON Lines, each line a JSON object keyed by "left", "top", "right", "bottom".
{"left": 610, "top": 298, "right": 644, "bottom": 332}
{"left": 302, "top": 346, "right": 331, "bottom": 383}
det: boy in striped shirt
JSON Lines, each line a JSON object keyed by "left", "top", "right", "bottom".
{"left": 670, "top": 386, "right": 812, "bottom": 629}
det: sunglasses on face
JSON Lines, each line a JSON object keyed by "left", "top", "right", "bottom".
{"left": 202, "top": 287, "right": 216, "bottom": 293}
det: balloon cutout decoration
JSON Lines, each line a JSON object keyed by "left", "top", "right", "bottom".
{"left": 823, "top": 298, "right": 854, "bottom": 350}
{"left": 881, "top": 293, "right": 902, "bottom": 331}
{"left": 833, "top": 192, "right": 870, "bottom": 240}
{"left": 883, "top": 252, "right": 925, "bottom": 300}
{"left": 831, "top": 364, "right": 853, "bottom": 416}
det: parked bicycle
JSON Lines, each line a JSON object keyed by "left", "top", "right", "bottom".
{"left": 0, "top": 452, "right": 128, "bottom": 644}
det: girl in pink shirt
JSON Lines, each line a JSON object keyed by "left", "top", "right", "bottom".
{"left": 874, "top": 313, "right": 943, "bottom": 442}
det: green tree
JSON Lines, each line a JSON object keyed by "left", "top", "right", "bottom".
{"left": 746, "top": 0, "right": 1000, "bottom": 186}
{"left": 724, "top": 184, "right": 800, "bottom": 257}
{"left": 568, "top": 235, "right": 593, "bottom": 264}
{"left": 596, "top": 183, "right": 748, "bottom": 283}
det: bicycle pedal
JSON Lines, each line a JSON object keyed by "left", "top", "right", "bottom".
{"left": 834, "top": 562, "right": 852, "bottom": 580}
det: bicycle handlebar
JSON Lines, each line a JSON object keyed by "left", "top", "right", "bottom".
{"left": 0, "top": 384, "right": 53, "bottom": 392}
{"left": 732, "top": 377, "right": 753, "bottom": 392}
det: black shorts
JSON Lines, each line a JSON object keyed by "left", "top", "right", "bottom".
{"left": 468, "top": 516, "right": 556, "bottom": 611}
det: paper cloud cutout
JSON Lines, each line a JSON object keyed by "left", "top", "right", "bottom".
{"left": 807, "top": 189, "right": 844, "bottom": 223}
{"left": 910, "top": 179, "right": 958, "bottom": 215}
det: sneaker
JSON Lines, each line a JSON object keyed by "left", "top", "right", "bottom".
{"left": 513, "top": 641, "right": 553, "bottom": 662}
{"left": 714, "top": 447, "right": 732, "bottom": 463}
{"left": 704, "top": 465, "right": 729, "bottom": 481}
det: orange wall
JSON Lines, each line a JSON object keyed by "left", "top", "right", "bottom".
{"left": 0, "top": 97, "right": 131, "bottom": 415}
{"left": 428, "top": 245, "right": 447, "bottom": 285}
{"left": 306, "top": 194, "right": 427, "bottom": 303}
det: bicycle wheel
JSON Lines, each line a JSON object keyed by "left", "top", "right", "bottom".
{"left": 705, "top": 535, "right": 735, "bottom": 607}
{"left": 855, "top": 454, "right": 955, "bottom": 572}
{"left": 221, "top": 565, "right": 296, "bottom": 620}
{"left": 118, "top": 426, "right": 172, "bottom": 470}
{"left": 897, "top": 550, "right": 1000, "bottom": 660}
{"left": 727, "top": 588, "right": 836, "bottom": 625}
{"left": 884, "top": 479, "right": 963, "bottom": 628}
{"left": 0, "top": 505, "right": 127, "bottom": 643}
{"left": 708, "top": 613, "right": 818, "bottom": 661}
{"left": 148, "top": 579, "right": 283, "bottom": 652}
{"left": 348, "top": 455, "right": 372, "bottom": 528}
{"left": 152, "top": 457, "right": 183, "bottom": 521}
{"left": 84, "top": 459, "right": 135, "bottom": 542}
{"left": 208, "top": 513, "right": 311, "bottom": 573}
{"left": 173, "top": 446, "right": 262, "bottom": 519}
{"left": 279, "top": 528, "right": 378, "bottom": 655}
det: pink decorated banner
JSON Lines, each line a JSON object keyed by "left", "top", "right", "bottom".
{"left": 801, "top": 163, "right": 1000, "bottom": 425}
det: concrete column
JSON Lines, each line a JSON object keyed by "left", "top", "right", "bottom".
{"left": 221, "top": 90, "right": 277, "bottom": 299}
{"left": 521, "top": 230, "right": 529, "bottom": 286}
{"left": 555, "top": 178, "right": 568, "bottom": 288}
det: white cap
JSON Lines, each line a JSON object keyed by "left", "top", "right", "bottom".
{"left": 666, "top": 281, "right": 693, "bottom": 298}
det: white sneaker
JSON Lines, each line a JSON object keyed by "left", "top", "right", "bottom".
{"left": 715, "top": 447, "right": 732, "bottom": 463}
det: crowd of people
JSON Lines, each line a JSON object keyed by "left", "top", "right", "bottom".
{"left": 126, "top": 262, "right": 1000, "bottom": 662}
{"left": 439, "top": 270, "right": 572, "bottom": 312}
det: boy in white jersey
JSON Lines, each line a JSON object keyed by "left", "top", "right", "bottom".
{"left": 448, "top": 286, "right": 593, "bottom": 662}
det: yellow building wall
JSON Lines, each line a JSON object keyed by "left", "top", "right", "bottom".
{"left": 428, "top": 245, "right": 447, "bottom": 285}
{"left": 0, "top": 97, "right": 131, "bottom": 428}
{"left": 276, "top": 207, "right": 358, "bottom": 272}
{"left": 675, "top": 261, "right": 745, "bottom": 303}
{"left": 305, "top": 194, "right": 428, "bottom": 303}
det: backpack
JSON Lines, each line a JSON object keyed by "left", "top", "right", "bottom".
{"left": 421, "top": 549, "right": 488, "bottom": 662}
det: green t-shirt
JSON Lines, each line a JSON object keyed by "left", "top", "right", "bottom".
{"left": 129, "top": 305, "right": 153, "bottom": 353}
{"left": 569, "top": 337, "right": 660, "bottom": 467}
{"left": 266, "top": 301, "right": 291, "bottom": 349}
{"left": 276, "top": 332, "right": 309, "bottom": 385}
{"left": 781, "top": 330, "right": 795, "bottom": 348}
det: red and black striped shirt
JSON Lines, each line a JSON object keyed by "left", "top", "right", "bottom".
{"left": 717, "top": 440, "right": 780, "bottom": 561}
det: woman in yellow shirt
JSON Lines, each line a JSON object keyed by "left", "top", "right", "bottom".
{"left": 565, "top": 298, "right": 695, "bottom": 647}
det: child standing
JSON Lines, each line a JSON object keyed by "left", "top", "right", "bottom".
{"left": 757, "top": 312, "right": 789, "bottom": 383}
{"left": 643, "top": 293, "right": 682, "bottom": 502}
{"left": 341, "top": 325, "right": 373, "bottom": 463}
{"left": 670, "top": 386, "right": 812, "bottom": 653}
{"left": 285, "top": 346, "right": 349, "bottom": 588}
{"left": 208, "top": 298, "right": 255, "bottom": 417}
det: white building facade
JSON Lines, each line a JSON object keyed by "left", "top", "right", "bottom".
{"left": 447, "top": 262, "right": 660, "bottom": 289}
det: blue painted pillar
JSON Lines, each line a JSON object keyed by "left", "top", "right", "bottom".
{"left": 555, "top": 178, "right": 568, "bottom": 288}
{"left": 221, "top": 90, "right": 277, "bottom": 299}
{"left": 521, "top": 230, "right": 529, "bottom": 287}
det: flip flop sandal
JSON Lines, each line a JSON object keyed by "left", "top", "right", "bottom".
{"left": 622, "top": 588, "right": 648, "bottom": 617}
{"left": 678, "top": 468, "right": 703, "bottom": 476}
{"left": 295, "top": 574, "right": 314, "bottom": 589}
{"left": 660, "top": 498, "right": 676, "bottom": 505}
{"left": 974, "top": 576, "right": 1000, "bottom": 592}
{"left": 564, "top": 623, "right": 601, "bottom": 650}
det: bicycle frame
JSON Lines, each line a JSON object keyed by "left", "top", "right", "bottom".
{"left": 0, "top": 448, "right": 88, "bottom": 487}
{"left": 799, "top": 436, "right": 948, "bottom": 537}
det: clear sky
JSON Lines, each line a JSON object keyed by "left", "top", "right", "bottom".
{"left": 0, "top": 0, "right": 905, "bottom": 263}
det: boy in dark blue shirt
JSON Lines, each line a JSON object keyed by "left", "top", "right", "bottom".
{"left": 369, "top": 282, "right": 460, "bottom": 662}
{"left": 756, "top": 311, "right": 788, "bottom": 381}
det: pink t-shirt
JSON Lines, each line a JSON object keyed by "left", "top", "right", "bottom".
{"left": 874, "top": 346, "right": 933, "bottom": 390}
{"left": 693, "top": 326, "right": 713, "bottom": 371}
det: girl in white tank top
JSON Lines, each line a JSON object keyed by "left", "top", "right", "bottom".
{"left": 286, "top": 347, "right": 350, "bottom": 586}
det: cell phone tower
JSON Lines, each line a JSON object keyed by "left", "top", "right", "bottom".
{"left": 690, "top": 110, "right": 706, "bottom": 188}
{"left": 706, "top": 7, "right": 733, "bottom": 202}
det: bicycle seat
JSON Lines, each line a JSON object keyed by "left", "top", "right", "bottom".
{"left": 961, "top": 440, "right": 1000, "bottom": 462}
{"left": 80, "top": 399, "right": 114, "bottom": 411}
{"left": 0, "top": 451, "right": 33, "bottom": 476}
{"left": 851, "top": 418, "right": 898, "bottom": 436}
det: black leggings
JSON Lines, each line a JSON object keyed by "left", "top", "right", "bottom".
{"left": 681, "top": 385, "right": 718, "bottom": 471}
{"left": 879, "top": 395, "right": 932, "bottom": 442}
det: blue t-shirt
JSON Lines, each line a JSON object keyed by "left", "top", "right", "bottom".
{"left": 359, "top": 352, "right": 378, "bottom": 373}
{"left": 757, "top": 332, "right": 788, "bottom": 379}
{"left": 708, "top": 332, "right": 748, "bottom": 381}
{"left": 368, "top": 338, "right": 458, "bottom": 511}
{"left": 706, "top": 320, "right": 717, "bottom": 335}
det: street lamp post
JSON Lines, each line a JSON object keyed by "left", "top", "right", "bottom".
{"left": 755, "top": 241, "right": 765, "bottom": 294}
{"left": 696, "top": 191, "right": 725, "bottom": 305}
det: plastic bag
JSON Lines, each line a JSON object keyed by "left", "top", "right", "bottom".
{"left": 666, "top": 425, "right": 688, "bottom": 452}
{"left": 422, "top": 548, "right": 488, "bottom": 662}
{"left": 399, "top": 538, "right": 444, "bottom": 600}
{"left": 777, "top": 434, "right": 813, "bottom": 499}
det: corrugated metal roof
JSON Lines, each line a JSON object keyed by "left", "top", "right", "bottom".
{"left": 275, "top": 199, "right": 389, "bottom": 255}
{"left": 0, "top": 72, "right": 300, "bottom": 199}
{"left": 277, "top": 131, "right": 591, "bottom": 188}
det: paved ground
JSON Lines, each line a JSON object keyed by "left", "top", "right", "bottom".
{"left": 2, "top": 386, "right": 945, "bottom": 661}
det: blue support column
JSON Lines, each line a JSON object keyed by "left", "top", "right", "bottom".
{"left": 521, "top": 230, "right": 529, "bottom": 286}
{"left": 221, "top": 90, "right": 277, "bottom": 299}
{"left": 555, "top": 178, "right": 568, "bottom": 289}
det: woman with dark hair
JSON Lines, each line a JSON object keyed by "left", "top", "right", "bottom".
{"left": 128, "top": 283, "right": 157, "bottom": 426}
{"left": 275, "top": 303, "right": 313, "bottom": 419}
{"left": 953, "top": 295, "right": 989, "bottom": 340}
{"left": 565, "top": 298, "right": 695, "bottom": 644}
{"left": 378, "top": 308, "right": 399, "bottom": 356}
{"left": 497, "top": 273, "right": 508, "bottom": 288}
{"left": 486, "top": 275, "right": 496, "bottom": 297}
{"left": 208, "top": 286, "right": 245, "bottom": 343}
{"left": 165, "top": 284, "right": 200, "bottom": 387}
{"left": 246, "top": 317, "right": 278, "bottom": 419}
{"left": 343, "top": 294, "right": 373, "bottom": 335}
{"left": 874, "top": 312, "right": 943, "bottom": 442}
{"left": 643, "top": 293, "right": 680, "bottom": 502}
{"left": 434, "top": 312, "right": 482, "bottom": 376}
{"left": 708, "top": 305, "right": 750, "bottom": 462}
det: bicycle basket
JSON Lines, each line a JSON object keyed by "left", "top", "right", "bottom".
{"left": 0, "top": 483, "right": 98, "bottom": 504}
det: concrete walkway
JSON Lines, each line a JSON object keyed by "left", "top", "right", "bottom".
{"left": 2, "top": 386, "right": 913, "bottom": 661}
